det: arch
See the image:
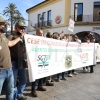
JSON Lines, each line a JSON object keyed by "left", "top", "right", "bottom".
{"left": 74, "top": 31, "right": 100, "bottom": 43}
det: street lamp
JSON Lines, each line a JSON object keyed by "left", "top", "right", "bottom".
{"left": 75, "top": 4, "right": 78, "bottom": 21}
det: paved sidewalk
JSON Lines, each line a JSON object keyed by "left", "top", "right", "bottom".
{"left": 0, "top": 64, "right": 100, "bottom": 100}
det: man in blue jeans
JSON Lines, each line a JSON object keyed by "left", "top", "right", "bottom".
{"left": 0, "top": 16, "right": 25, "bottom": 100}
{"left": 8, "top": 20, "right": 27, "bottom": 100}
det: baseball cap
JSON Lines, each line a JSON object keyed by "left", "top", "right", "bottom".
{"left": 15, "top": 20, "right": 26, "bottom": 27}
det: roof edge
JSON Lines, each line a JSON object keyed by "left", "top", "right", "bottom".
{"left": 26, "top": 0, "right": 48, "bottom": 13}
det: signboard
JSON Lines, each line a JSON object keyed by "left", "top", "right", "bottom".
{"left": 68, "top": 18, "right": 75, "bottom": 32}
{"left": 55, "top": 16, "right": 62, "bottom": 24}
{"left": 24, "top": 34, "right": 95, "bottom": 82}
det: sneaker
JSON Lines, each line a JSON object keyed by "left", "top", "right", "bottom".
{"left": 73, "top": 72, "right": 78, "bottom": 75}
{"left": 37, "top": 87, "right": 46, "bottom": 91}
{"left": 18, "top": 96, "right": 27, "bottom": 100}
{"left": 68, "top": 74, "right": 73, "bottom": 77}
{"left": 83, "top": 69, "right": 87, "bottom": 73}
{"left": 56, "top": 78, "right": 60, "bottom": 82}
{"left": 31, "top": 91, "right": 38, "bottom": 97}
{"left": 61, "top": 77, "right": 68, "bottom": 80}
{"left": 46, "top": 82, "right": 54, "bottom": 86}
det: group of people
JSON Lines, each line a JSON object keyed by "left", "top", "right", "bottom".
{"left": 0, "top": 16, "right": 94, "bottom": 100}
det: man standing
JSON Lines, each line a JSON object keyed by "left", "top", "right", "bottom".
{"left": 8, "top": 20, "right": 27, "bottom": 100}
{"left": 31, "top": 29, "right": 46, "bottom": 97}
{"left": 0, "top": 16, "right": 24, "bottom": 100}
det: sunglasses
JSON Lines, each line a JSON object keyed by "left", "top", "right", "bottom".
{"left": 19, "top": 27, "right": 25, "bottom": 30}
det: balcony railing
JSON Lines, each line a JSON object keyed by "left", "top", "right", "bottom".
{"left": 35, "top": 20, "right": 52, "bottom": 28}
{"left": 71, "top": 15, "right": 100, "bottom": 22}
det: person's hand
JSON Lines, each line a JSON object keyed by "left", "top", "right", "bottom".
{"left": 19, "top": 30, "right": 26, "bottom": 39}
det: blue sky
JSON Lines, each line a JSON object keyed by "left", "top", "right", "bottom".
{"left": 0, "top": 0, "right": 45, "bottom": 25}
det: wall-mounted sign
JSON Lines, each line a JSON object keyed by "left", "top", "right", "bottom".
{"left": 68, "top": 18, "right": 75, "bottom": 32}
{"left": 55, "top": 16, "right": 62, "bottom": 24}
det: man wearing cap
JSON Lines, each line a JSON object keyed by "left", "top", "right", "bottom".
{"left": 0, "top": 16, "right": 24, "bottom": 100}
{"left": 8, "top": 20, "right": 27, "bottom": 100}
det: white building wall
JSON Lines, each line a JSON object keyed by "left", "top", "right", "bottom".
{"left": 29, "top": 0, "right": 65, "bottom": 31}
{"left": 71, "top": 0, "right": 100, "bottom": 15}
{"left": 70, "top": 0, "right": 100, "bottom": 35}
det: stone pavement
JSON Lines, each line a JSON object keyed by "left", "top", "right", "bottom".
{"left": 1, "top": 64, "right": 100, "bottom": 100}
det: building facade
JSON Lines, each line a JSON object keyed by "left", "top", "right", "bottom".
{"left": 71, "top": 0, "right": 100, "bottom": 40}
{"left": 26, "top": 0, "right": 100, "bottom": 41}
{"left": 26, "top": 0, "right": 70, "bottom": 36}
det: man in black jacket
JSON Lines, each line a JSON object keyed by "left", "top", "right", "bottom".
{"left": 8, "top": 20, "right": 27, "bottom": 100}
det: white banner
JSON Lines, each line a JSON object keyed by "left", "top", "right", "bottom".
{"left": 24, "top": 34, "right": 95, "bottom": 82}
{"left": 95, "top": 43, "right": 100, "bottom": 62}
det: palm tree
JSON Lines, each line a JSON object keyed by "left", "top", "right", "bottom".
{"left": 13, "top": 13, "right": 25, "bottom": 24}
{"left": 3, "top": 3, "right": 23, "bottom": 33}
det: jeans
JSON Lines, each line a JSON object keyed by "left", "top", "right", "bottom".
{"left": 68, "top": 70, "right": 75, "bottom": 74}
{"left": 31, "top": 78, "right": 44, "bottom": 92}
{"left": 83, "top": 66, "right": 89, "bottom": 70}
{"left": 12, "top": 61, "right": 27, "bottom": 99}
{"left": 90, "top": 65, "right": 94, "bottom": 72}
{"left": 0, "top": 68, "right": 14, "bottom": 100}
{"left": 57, "top": 72, "right": 66, "bottom": 79}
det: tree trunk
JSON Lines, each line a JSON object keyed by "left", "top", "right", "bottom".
{"left": 11, "top": 14, "right": 13, "bottom": 33}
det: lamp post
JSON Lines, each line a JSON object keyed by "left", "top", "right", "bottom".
{"left": 75, "top": 4, "right": 78, "bottom": 21}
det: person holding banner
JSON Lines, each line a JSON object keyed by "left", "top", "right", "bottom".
{"left": 44, "top": 32, "right": 54, "bottom": 86}
{"left": 31, "top": 29, "right": 46, "bottom": 97}
{"left": 8, "top": 20, "right": 27, "bottom": 100}
{"left": 81, "top": 32, "right": 94, "bottom": 73}
{"left": 52, "top": 33, "right": 67, "bottom": 82}
{"left": 68, "top": 35, "right": 79, "bottom": 77}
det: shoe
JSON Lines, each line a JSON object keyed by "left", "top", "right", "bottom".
{"left": 83, "top": 69, "right": 87, "bottom": 73}
{"left": 90, "top": 71, "right": 94, "bottom": 73}
{"left": 61, "top": 77, "right": 68, "bottom": 80}
{"left": 31, "top": 91, "right": 38, "bottom": 97}
{"left": 51, "top": 79, "right": 54, "bottom": 82}
{"left": 87, "top": 68, "right": 90, "bottom": 72}
{"left": 37, "top": 87, "right": 46, "bottom": 91}
{"left": 46, "top": 82, "right": 54, "bottom": 86}
{"left": 18, "top": 96, "right": 27, "bottom": 100}
{"left": 56, "top": 78, "right": 60, "bottom": 82}
{"left": 68, "top": 74, "right": 73, "bottom": 77}
{"left": 73, "top": 72, "right": 78, "bottom": 75}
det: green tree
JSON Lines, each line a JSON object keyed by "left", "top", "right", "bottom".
{"left": 3, "top": 3, "right": 25, "bottom": 33}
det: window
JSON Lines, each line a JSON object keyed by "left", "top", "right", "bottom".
{"left": 42, "top": 12, "right": 46, "bottom": 21}
{"left": 47, "top": 10, "right": 52, "bottom": 26}
{"left": 38, "top": 14, "right": 41, "bottom": 27}
{"left": 42, "top": 12, "right": 46, "bottom": 27}
{"left": 93, "top": 2, "right": 100, "bottom": 21}
{"left": 74, "top": 3, "right": 83, "bottom": 21}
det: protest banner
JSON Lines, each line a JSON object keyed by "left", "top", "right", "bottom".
{"left": 24, "top": 34, "right": 94, "bottom": 82}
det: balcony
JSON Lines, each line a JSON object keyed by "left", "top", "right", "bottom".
{"left": 34, "top": 20, "right": 52, "bottom": 28}
{"left": 71, "top": 15, "right": 100, "bottom": 24}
